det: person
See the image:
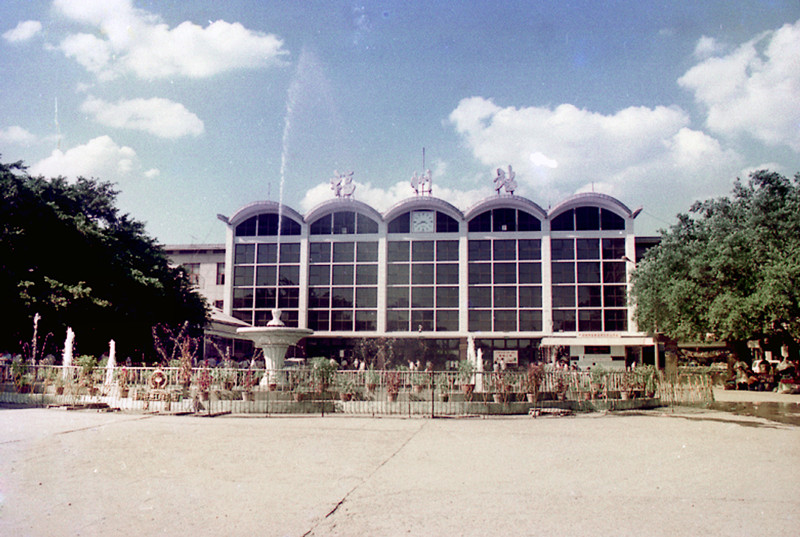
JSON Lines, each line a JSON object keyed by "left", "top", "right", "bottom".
{"left": 734, "top": 360, "right": 756, "bottom": 390}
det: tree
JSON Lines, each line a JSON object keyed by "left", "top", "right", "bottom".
{"left": 0, "top": 158, "right": 208, "bottom": 362}
{"left": 631, "top": 170, "right": 800, "bottom": 359}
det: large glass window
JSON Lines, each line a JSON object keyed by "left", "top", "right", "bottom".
{"left": 310, "top": 211, "right": 379, "bottom": 235}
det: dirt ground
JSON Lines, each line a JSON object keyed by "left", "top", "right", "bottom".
{"left": 1, "top": 407, "right": 798, "bottom": 537}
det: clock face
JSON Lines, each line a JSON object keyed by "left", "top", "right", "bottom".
{"left": 411, "top": 210, "right": 435, "bottom": 232}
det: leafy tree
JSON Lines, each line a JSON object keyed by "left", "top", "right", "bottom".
{"left": 631, "top": 170, "right": 800, "bottom": 359}
{"left": 0, "top": 158, "right": 208, "bottom": 362}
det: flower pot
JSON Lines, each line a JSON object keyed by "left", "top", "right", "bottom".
{"left": 526, "top": 392, "right": 537, "bottom": 403}
{"left": 387, "top": 392, "right": 398, "bottom": 402}
{"left": 55, "top": 386, "right": 65, "bottom": 395}
{"left": 268, "top": 383, "right": 277, "bottom": 391}
{"left": 620, "top": 390, "right": 630, "bottom": 400}
{"left": 412, "top": 385, "right": 424, "bottom": 394}
{"left": 119, "top": 388, "right": 129, "bottom": 398}
{"left": 340, "top": 392, "right": 353, "bottom": 402}
{"left": 492, "top": 393, "right": 502, "bottom": 403}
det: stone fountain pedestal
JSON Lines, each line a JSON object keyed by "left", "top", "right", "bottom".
{"left": 236, "top": 309, "right": 313, "bottom": 386}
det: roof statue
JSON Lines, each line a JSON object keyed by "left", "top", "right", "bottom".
{"left": 494, "top": 165, "right": 517, "bottom": 195}
{"left": 330, "top": 170, "right": 356, "bottom": 198}
{"left": 411, "top": 169, "right": 432, "bottom": 196}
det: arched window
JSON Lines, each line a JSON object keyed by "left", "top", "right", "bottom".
{"left": 468, "top": 209, "right": 541, "bottom": 232}
{"left": 309, "top": 211, "right": 379, "bottom": 235}
{"left": 235, "top": 214, "right": 301, "bottom": 237}
{"left": 550, "top": 207, "right": 625, "bottom": 231}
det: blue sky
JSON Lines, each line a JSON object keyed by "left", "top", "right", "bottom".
{"left": 2, "top": 1, "right": 799, "bottom": 245}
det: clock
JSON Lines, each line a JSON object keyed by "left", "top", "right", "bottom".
{"left": 411, "top": 210, "right": 435, "bottom": 232}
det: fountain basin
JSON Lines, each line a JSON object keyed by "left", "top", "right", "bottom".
{"left": 236, "top": 310, "right": 312, "bottom": 385}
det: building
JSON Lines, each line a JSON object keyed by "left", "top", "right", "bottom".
{"left": 180, "top": 175, "right": 661, "bottom": 371}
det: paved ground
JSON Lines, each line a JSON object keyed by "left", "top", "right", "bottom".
{"left": 1, "top": 407, "right": 798, "bottom": 536}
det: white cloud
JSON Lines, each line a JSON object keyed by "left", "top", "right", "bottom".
{"left": 29, "top": 135, "right": 153, "bottom": 182}
{"left": 53, "top": 0, "right": 288, "bottom": 80}
{"left": 447, "top": 96, "right": 743, "bottom": 226}
{"left": 80, "top": 96, "right": 204, "bottom": 138}
{"left": 0, "top": 125, "right": 37, "bottom": 145}
{"left": 299, "top": 179, "right": 491, "bottom": 215}
{"left": 679, "top": 19, "right": 800, "bottom": 151}
{"left": 2, "top": 20, "right": 42, "bottom": 43}
{"left": 693, "top": 36, "right": 726, "bottom": 58}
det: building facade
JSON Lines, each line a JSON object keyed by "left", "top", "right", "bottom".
{"left": 210, "top": 187, "right": 657, "bottom": 370}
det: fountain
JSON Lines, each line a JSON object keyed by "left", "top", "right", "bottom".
{"left": 236, "top": 309, "right": 312, "bottom": 386}
{"left": 104, "top": 339, "right": 116, "bottom": 386}
{"left": 62, "top": 327, "right": 74, "bottom": 380}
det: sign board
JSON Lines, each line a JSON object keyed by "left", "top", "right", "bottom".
{"left": 493, "top": 350, "right": 518, "bottom": 366}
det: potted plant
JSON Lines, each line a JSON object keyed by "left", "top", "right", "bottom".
{"left": 436, "top": 373, "right": 451, "bottom": 402}
{"left": 365, "top": 364, "right": 379, "bottom": 392}
{"left": 590, "top": 366, "right": 608, "bottom": 400}
{"left": 241, "top": 369, "right": 256, "bottom": 401}
{"left": 76, "top": 355, "right": 99, "bottom": 395}
{"left": 336, "top": 374, "right": 357, "bottom": 401}
{"left": 410, "top": 371, "right": 428, "bottom": 394}
{"left": 490, "top": 372, "right": 512, "bottom": 403}
{"left": 524, "top": 363, "right": 544, "bottom": 403}
{"left": 310, "top": 357, "right": 336, "bottom": 397}
{"left": 385, "top": 370, "right": 402, "bottom": 402}
{"left": 457, "top": 360, "right": 475, "bottom": 395}
{"left": 118, "top": 367, "right": 130, "bottom": 398}
{"left": 197, "top": 363, "right": 212, "bottom": 401}
{"left": 555, "top": 374, "right": 568, "bottom": 401}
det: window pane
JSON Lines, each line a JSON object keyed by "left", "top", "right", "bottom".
{"left": 278, "top": 265, "right": 299, "bottom": 286}
{"left": 235, "top": 216, "right": 257, "bottom": 237}
{"left": 388, "top": 241, "right": 409, "bottom": 262}
{"left": 494, "top": 310, "right": 517, "bottom": 331}
{"left": 436, "top": 287, "right": 459, "bottom": 308}
{"left": 578, "top": 285, "right": 602, "bottom": 307}
{"left": 310, "top": 214, "right": 332, "bottom": 235}
{"left": 233, "top": 288, "right": 253, "bottom": 308}
{"left": 411, "top": 286, "right": 434, "bottom": 308}
{"left": 308, "top": 265, "right": 330, "bottom": 286}
{"left": 331, "top": 287, "right": 353, "bottom": 308}
{"left": 577, "top": 262, "right": 601, "bottom": 283}
{"left": 356, "top": 264, "right": 377, "bottom": 285}
{"left": 387, "top": 286, "right": 409, "bottom": 308}
{"left": 519, "top": 310, "right": 542, "bottom": 331}
{"left": 492, "top": 208, "right": 516, "bottom": 232}
{"left": 469, "top": 287, "right": 491, "bottom": 308}
{"left": 519, "top": 286, "right": 542, "bottom": 308}
{"left": 494, "top": 287, "right": 517, "bottom": 308}
{"left": 436, "top": 240, "right": 459, "bottom": 261}
{"left": 518, "top": 239, "right": 541, "bottom": 260}
{"left": 436, "top": 212, "right": 459, "bottom": 233}
{"left": 257, "top": 243, "right": 277, "bottom": 264}
{"left": 309, "top": 242, "right": 331, "bottom": 263}
{"left": 551, "top": 262, "right": 575, "bottom": 284}
{"left": 493, "top": 240, "right": 516, "bottom": 261}
{"left": 551, "top": 210, "right": 574, "bottom": 231}
{"left": 601, "top": 209, "right": 625, "bottom": 230}
{"left": 308, "top": 310, "right": 329, "bottom": 331}
{"left": 356, "top": 241, "right": 378, "bottom": 262}
{"left": 308, "top": 287, "right": 330, "bottom": 308}
{"left": 388, "top": 213, "right": 410, "bottom": 233}
{"left": 576, "top": 239, "right": 599, "bottom": 260}
{"left": 332, "top": 211, "right": 355, "bottom": 234}
{"left": 604, "top": 309, "right": 628, "bottom": 331}
{"left": 357, "top": 213, "right": 379, "bottom": 234}
{"left": 518, "top": 211, "right": 541, "bottom": 232}
{"left": 468, "top": 240, "right": 491, "bottom": 261}
{"left": 257, "top": 213, "right": 278, "bottom": 236}
{"left": 436, "top": 263, "right": 459, "bottom": 284}
{"left": 603, "top": 262, "right": 626, "bottom": 283}
{"left": 255, "top": 287, "right": 276, "bottom": 308}
{"left": 356, "top": 287, "right": 377, "bottom": 308}
{"left": 333, "top": 242, "right": 354, "bottom": 262}
{"left": 256, "top": 265, "right": 276, "bottom": 286}
{"left": 278, "top": 287, "right": 299, "bottom": 308}
{"left": 387, "top": 310, "right": 410, "bottom": 331}
{"left": 578, "top": 310, "right": 602, "bottom": 331}
{"left": 412, "top": 264, "right": 434, "bottom": 284}
{"left": 552, "top": 310, "right": 576, "bottom": 331}
{"left": 602, "top": 238, "right": 625, "bottom": 260}
{"left": 235, "top": 244, "right": 255, "bottom": 264}
{"left": 355, "top": 310, "right": 377, "bottom": 331}
{"left": 436, "top": 310, "right": 459, "bottom": 331}
{"left": 332, "top": 264, "right": 354, "bottom": 285}
{"left": 518, "top": 262, "right": 541, "bottom": 284}
{"left": 494, "top": 263, "right": 517, "bottom": 284}
{"left": 412, "top": 241, "right": 434, "bottom": 261}
{"left": 604, "top": 285, "right": 627, "bottom": 308}
{"left": 279, "top": 243, "right": 300, "bottom": 263}
{"left": 387, "top": 263, "right": 409, "bottom": 285}
{"left": 468, "top": 211, "right": 491, "bottom": 232}
{"left": 552, "top": 287, "right": 575, "bottom": 308}
{"left": 551, "top": 239, "right": 574, "bottom": 260}
{"left": 411, "top": 310, "right": 434, "bottom": 331}
{"left": 234, "top": 266, "right": 254, "bottom": 286}
{"left": 575, "top": 207, "right": 600, "bottom": 230}
{"left": 469, "top": 263, "right": 491, "bottom": 284}
{"left": 469, "top": 310, "right": 492, "bottom": 331}
{"left": 331, "top": 310, "right": 353, "bottom": 331}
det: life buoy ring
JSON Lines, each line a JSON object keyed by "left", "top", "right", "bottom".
{"left": 149, "top": 369, "right": 167, "bottom": 389}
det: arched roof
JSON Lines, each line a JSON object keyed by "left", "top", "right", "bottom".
{"left": 228, "top": 201, "right": 305, "bottom": 228}
{"left": 463, "top": 194, "right": 547, "bottom": 222}
{"left": 383, "top": 196, "right": 463, "bottom": 223}
{"left": 547, "top": 192, "right": 634, "bottom": 219}
{"left": 304, "top": 197, "right": 383, "bottom": 224}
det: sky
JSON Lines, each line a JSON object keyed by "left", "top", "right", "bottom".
{"left": 2, "top": 1, "right": 799, "bottom": 246}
